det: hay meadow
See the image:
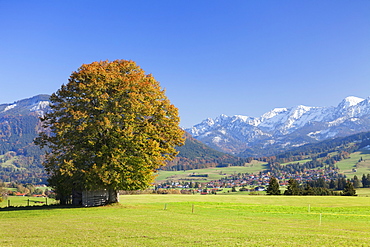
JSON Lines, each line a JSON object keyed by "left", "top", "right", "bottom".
{"left": 1, "top": 194, "right": 370, "bottom": 246}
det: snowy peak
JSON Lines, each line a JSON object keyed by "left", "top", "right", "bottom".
{"left": 290, "top": 105, "right": 313, "bottom": 117}
{"left": 187, "top": 95, "right": 370, "bottom": 156}
{"left": 188, "top": 117, "right": 215, "bottom": 136}
{"left": 261, "top": 108, "right": 288, "bottom": 120}
{"left": 30, "top": 100, "right": 50, "bottom": 116}
{"left": 0, "top": 94, "right": 50, "bottom": 116}
{"left": 256, "top": 105, "right": 320, "bottom": 133}
{"left": 338, "top": 96, "right": 364, "bottom": 109}
{"left": 3, "top": 104, "right": 17, "bottom": 112}
{"left": 30, "top": 100, "right": 50, "bottom": 111}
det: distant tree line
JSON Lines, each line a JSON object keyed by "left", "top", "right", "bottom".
{"left": 266, "top": 177, "right": 356, "bottom": 196}
{"left": 164, "top": 156, "right": 246, "bottom": 171}
{"left": 361, "top": 174, "right": 370, "bottom": 188}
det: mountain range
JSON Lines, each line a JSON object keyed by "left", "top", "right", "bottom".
{"left": 3, "top": 94, "right": 370, "bottom": 183}
{"left": 187, "top": 96, "right": 370, "bottom": 157}
{"left": 0, "top": 95, "right": 245, "bottom": 182}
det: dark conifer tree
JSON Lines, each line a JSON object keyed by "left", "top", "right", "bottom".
{"left": 329, "top": 179, "right": 336, "bottom": 189}
{"left": 266, "top": 177, "right": 280, "bottom": 195}
{"left": 362, "top": 174, "right": 368, "bottom": 188}
{"left": 352, "top": 175, "right": 360, "bottom": 188}
{"left": 337, "top": 178, "right": 346, "bottom": 190}
{"left": 284, "top": 178, "right": 302, "bottom": 195}
{"left": 303, "top": 184, "right": 315, "bottom": 195}
{"left": 342, "top": 180, "right": 356, "bottom": 196}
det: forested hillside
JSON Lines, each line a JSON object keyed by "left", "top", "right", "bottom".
{"left": 265, "top": 131, "right": 370, "bottom": 163}
{"left": 0, "top": 95, "right": 49, "bottom": 183}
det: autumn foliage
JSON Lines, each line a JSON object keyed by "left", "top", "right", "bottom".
{"left": 36, "top": 60, "right": 184, "bottom": 204}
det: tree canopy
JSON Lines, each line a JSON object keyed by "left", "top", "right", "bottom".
{"left": 266, "top": 177, "right": 280, "bottom": 195}
{"left": 342, "top": 180, "right": 356, "bottom": 196}
{"left": 36, "top": 60, "right": 184, "bottom": 204}
{"left": 284, "top": 178, "right": 301, "bottom": 195}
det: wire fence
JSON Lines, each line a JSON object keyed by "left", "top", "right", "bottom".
{"left": 0, "top": 196, "right": 55, "bottom": 208}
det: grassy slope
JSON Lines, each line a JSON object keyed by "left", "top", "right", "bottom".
{"left": 335, "top": 150, "right": 370, "bottom": 178}
{"left": 1, "top": 194, "right": 370, "bottom": 246}
{"left": 0, "top": 154, "right": 23, "bottom": 170}
{"left": 281, "top": 158, "right": 312, "bottom": 166}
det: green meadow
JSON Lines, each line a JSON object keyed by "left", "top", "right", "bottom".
{"left": 2, "top": 151, "right": 370, "bottom": 246}
{"left": 335, "top": 150, "right": 370, "bottom": 178}
{"left": 1, "top": 194, "right": 370, "bottom": 246}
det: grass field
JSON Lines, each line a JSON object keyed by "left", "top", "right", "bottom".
{"left": 1, "top": 194, "right": 370, "bottom": 246}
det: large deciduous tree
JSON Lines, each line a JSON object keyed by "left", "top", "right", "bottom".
{"left": 36, "top": 60, "right": 184, "bottom": 205}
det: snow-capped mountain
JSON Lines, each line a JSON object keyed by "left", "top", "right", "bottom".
{"left": 0, "top": 94, "right": 50, "bottom": 157}
{"left": 0, "top": 94, "right": 50, "bottom": 117}
{"left": 186, "top": 96, "right": 370, "bottom": 157}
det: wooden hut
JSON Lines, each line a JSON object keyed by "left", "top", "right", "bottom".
{"left": 72, "top": 189, "right": 119, "bottom": 207}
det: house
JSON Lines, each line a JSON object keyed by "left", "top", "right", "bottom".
{"left": 254, "top": 186, "right": 265, "bottom": 191}
{"left": 15, "top": 192, "right": 27, "bottom": 196}
{"left": 32, "top": 194, "right": 44, "bottom": 197}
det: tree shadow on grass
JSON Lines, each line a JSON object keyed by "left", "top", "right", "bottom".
{"left": 0, "top": 204, "right": 81, "bottom": 212}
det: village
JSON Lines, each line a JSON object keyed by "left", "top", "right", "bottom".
{"left": 154, "top": 165, "right": 346, "bottom": 194}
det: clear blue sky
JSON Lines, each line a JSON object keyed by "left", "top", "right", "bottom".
{"left": 1, "top": 1, "right": 370, "bottom": 127}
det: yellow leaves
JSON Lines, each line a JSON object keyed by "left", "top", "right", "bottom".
{"left": 38, "top": 59, "right": 185, "bottom": 192}
{"left": 102, "top": 116, "right": 113, "bottom": 128}
{"left": 59, "top": 159, "right": 76, "bottom": 176}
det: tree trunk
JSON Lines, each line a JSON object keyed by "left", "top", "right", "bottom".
{"left": 107, "top": 189, "right": 119, "bottom": 204}
{"left": 72, "top": 189, "right": 82, "bottom": 206}
{"left": 58, "top": 194, "right": 70, "bottom": 205}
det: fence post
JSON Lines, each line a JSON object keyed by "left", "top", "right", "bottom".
{"left": 27, "top": 199, "right": 30, "bottom": 207}
{"left": 8, "top": 199, "right": 10, "bottom": 207}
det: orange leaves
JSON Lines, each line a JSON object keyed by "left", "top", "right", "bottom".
{"left": 37, "top": 59, "right": 184, "bottom": 193}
